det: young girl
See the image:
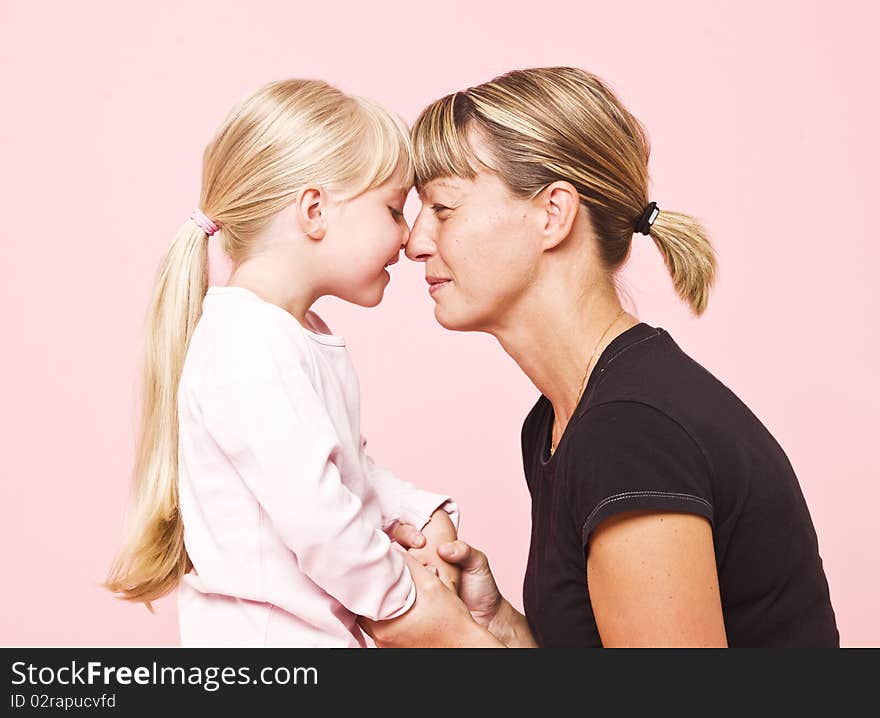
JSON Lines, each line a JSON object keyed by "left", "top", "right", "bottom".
{"left": 106, "top": 79, "right": 460, "bottom": 647}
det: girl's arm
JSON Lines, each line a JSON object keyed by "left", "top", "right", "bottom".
{"left": 360, "top": 437, "right": 460, "bottom": 535}
{"left": 359, "top": 439, "right": 461, "bottom": 588}
{"left": 320, "top": 307, "right": 461, "bottom": 534}
{"left": 587, "top": 510, "right": 728, "bottom": 647}
{"left": 405, "top": 508, "right": 461, "bottom": 593}
{"left": 195, "top": 330, "right": 421, "bottom": 622}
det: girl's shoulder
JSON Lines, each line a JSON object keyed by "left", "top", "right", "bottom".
{"left": 190, "top": 295, "right": 315, "bottom": 382}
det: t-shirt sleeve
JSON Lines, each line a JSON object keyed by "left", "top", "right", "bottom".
{"left": 562, "top": 401, "right": 714, "bottom": 551}
{"left": 359, "top": 436, "right": 460, "bottom": 534}
{"left": 193, "top": 328, "right": 416, "bottom": 622}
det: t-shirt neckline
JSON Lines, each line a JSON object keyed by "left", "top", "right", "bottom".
{"left": 205, "top": 285, "right": 346, "bottom": 346}
{"left": 539, "top": 322, "right": 661, "bottom": 467}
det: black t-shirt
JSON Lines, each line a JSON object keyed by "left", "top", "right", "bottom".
{"left": 521, "top": 323, "right": 838, "bottom": 647}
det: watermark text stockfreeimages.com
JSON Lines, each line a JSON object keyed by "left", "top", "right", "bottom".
{"left": 11, "top": 660, "right": 318, "bottom": 693}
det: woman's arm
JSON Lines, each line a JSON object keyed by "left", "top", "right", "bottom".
{"left": 485, "top": 598, "right": 539, "bottom": 648}
{"left": 587, "top": 510, "right": 728, "bottom": 647}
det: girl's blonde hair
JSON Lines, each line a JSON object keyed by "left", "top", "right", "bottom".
{"left": 411, "top": 67, "right": 716, "bottom": 314}
{"left": 106, "top": 79, "right": 414, "bottom": 608}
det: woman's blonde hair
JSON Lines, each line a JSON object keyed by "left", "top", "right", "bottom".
{"left": 411, "top": 67, "right": 716, "bottom": 315}
{"left": 106, "top": 79, "right": 414, "bottom": 608}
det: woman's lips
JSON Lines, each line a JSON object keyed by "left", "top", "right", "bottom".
{"left": 426, "top": 276, "right": 451, "bottom": 295}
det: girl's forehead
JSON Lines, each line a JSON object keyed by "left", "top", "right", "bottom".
{"left": 380, "top": 170, "right": 411, "bottom": 195}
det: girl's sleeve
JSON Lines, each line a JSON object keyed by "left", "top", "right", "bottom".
{"left": 194, "top": 332, "right": 416, "bottom": 622}
{"left": 359, "top": 437, "right": 461, "bottom": 534}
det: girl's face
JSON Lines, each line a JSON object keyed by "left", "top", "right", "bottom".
{"left": 322, "top": 173, "right": 410, "bottom": 307}
{"left": 405, "top": 165, "right": 544, "bottom": 334}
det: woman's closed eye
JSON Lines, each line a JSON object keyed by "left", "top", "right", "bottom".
{"left": 431, "top": 204, "right": 453, "bottom": 219}
{"left": 389, "top": 207, "right": 405, "bottom": 221}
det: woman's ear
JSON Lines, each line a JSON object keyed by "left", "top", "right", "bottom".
{"left": 537, "top": 181, "right": 581, "bottom": 251}
{"left": 295, "top": 186, "right": 329, "bottom": 240}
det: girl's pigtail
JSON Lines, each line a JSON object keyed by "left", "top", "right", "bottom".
{"left": 105, "top": 220, "right": 208, "bottom": 608}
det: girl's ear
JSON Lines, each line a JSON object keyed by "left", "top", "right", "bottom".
{"left": 296, "top": 186, "right": 328, "bottom": 240}
{"left": 535, "top": 181, "right": 581, "bottom": 252}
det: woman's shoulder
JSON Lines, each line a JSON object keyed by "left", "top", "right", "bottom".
{"left": 586, "top": 324, "right": 749, "bottom": 429}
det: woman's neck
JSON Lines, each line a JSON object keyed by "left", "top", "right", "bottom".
{"left": 491, "top": 280, "right": 638, "bottom": 434}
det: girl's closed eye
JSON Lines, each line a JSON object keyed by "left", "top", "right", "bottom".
{"left": 389, "top": 206, "right": 405, "bottom": 221}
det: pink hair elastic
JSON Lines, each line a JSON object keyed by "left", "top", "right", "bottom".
{"left": 191, "top": 208, "right": 219, "bottom": 235}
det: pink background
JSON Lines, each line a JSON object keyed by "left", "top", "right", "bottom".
{"left": 1, "top": 1, "right": 877, "bottom": 647}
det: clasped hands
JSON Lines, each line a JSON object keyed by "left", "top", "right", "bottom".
{"left": 357, "top": 509, "right": 507, "bottom": 648}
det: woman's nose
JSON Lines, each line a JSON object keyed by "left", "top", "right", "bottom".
{"left": 404, "top": 214, "right": 435, "bottom": 262}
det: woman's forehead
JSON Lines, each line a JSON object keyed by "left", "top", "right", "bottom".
{"left": 422, "top": 178, "right": 465, "bottom": 194}
{"left": 421, "top": 170, "right": 511, "bottom": 201}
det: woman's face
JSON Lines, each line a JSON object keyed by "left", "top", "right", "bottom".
{"left": 405, "top": 161, "right": 544, "bottom": 333}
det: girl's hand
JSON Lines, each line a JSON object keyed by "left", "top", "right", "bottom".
{"left": 406, "top": 509, "right": 461, "bottom": 594}
{"left": 388, "top": 521, "right": 427, "bottom": 550}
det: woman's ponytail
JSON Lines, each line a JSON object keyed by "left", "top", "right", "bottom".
{"left": 647, "top": 209, "right": 717, "bottom": 316}
{"left": 105, "top": 220, "right": 208, "bottom": 608}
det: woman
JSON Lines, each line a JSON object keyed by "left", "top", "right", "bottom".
{"left": 360, "top": 67, "right": 838, "bottom": 647}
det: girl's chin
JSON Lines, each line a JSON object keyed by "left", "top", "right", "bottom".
{"left": 354, "top": 275, "right": 388, "bottom": 307}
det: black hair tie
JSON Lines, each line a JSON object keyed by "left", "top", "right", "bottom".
{"left": 635, "top": 202, "right": 660, "bottom": 235}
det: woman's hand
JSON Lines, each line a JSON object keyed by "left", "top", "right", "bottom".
{"left": 435, "top": 540, "right": 503, "bottom": 628}
{"left": 437, "top": 540, "right": 539, "bottom": 647}
{"left": 391, "top": 524, "right": 504, "bottom": 627}
{"left": 357, "top": 552, "right": 503, "bottom": 647}
{"left": 390, "top": 524, "right": 536, "bottom": 647}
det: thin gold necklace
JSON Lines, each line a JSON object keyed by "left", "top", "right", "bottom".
{"left": 550, "top": 308, "right": 626, "bottom": 456}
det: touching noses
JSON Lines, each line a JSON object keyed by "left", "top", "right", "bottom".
{"left": 403, "top": 212, "right": 436, "bottom": 263}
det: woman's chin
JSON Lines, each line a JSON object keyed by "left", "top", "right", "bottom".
{"left": 434, "top": 304, "right": 479, "bottom": 333}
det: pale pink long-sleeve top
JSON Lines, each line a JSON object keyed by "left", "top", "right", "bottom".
{"left": 176, "top": 285, "right": 459, "bottom": 647}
